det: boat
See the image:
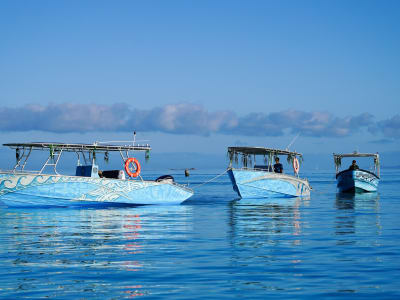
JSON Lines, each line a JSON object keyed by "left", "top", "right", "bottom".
{"left": 333, "top": 152, "right": 380, "bottom": 193}
{"left": 227, "top": 147, "right": 311, "bottom": 198}
{"left": 0, "top": 136, "right": 193, "bottom": 207}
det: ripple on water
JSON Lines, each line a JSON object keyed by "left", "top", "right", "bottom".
{"left": 0, "top": 171, "right": 400, "bottom": 298}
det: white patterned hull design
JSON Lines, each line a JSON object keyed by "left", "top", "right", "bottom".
{"left": 0, "top": 172, "right": 193, "bottom": 207}
{"left": 228, "top": 168, "right": 311, "bottom": 198}
{"left": 336, "top": 169, "right": 379, "bottom": 193}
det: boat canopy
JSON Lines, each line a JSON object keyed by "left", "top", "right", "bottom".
{"left": 228, "top": 146, "right": 303, "bottom": 169}
{"left": 333, "top": 152, "right": 379, "bottom": 159}
{"left": 3, "top": 142, "right": 151, "bottom": 153}
{"left": 333, "top": 152, "right": 380, "bottom": 177}
{"left": 4, "top": 141, "right": 151, "bottom": 175}
{"left": 228, "top": 147, "right": 302, "bottom": 157}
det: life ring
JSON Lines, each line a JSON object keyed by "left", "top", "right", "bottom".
{"left": 293, "top": 157, "right": 300, "bottom": 174}
{"left": 125, "top": 157, "right": 141, "bottom": 178}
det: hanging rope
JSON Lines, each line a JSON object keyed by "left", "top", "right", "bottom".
{"left": 191, "top": 169, "right": 229, "bottom": 190}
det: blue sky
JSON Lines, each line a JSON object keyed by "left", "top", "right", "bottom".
{"left": 0, "top": 0, "right": 399, "bottom": 155}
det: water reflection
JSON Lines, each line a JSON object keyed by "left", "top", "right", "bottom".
{"left": 336, "top": 192, "right": 380, "bottom": 210}
{"left": 226, "top": 197, "right": 310, "bottom": 292}
{"left": 231, "top": 198, "right": 309, "bottom": 235}
{"left": 335, "top": 192, "right": 381, "bottom": 243}
{"left": 228, "top": 197, "right": 311, "bottom": 254}
{"left": 0, "top": 205, "right": 193, "bottom": 298}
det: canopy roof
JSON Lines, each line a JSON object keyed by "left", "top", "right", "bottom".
{"left": 333, "top": 152, "right": 378, "bottom": 159}
{"left": 333, "top": 152, "right": 380, "bottom": 177}
{"left": 3, "top": 142, "right": 151, "bottom": 153}
{"left": 228, "top": 147, "right": 302, "bottom": 157}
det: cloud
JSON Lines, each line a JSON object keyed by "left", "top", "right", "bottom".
{"left": 221, "top": 110, "right": 375, "bottom": 138}
{"left": 0, "top": 103, "right": 130, "bottom": 133}
{"left": 126, "top": 104, "right": 237, "bottom": 136}
{"left": 0, "top": 102, "right": 398, "bottom": 139}
{"left": 370, "top": 115, "right": 400, "bottom": 138}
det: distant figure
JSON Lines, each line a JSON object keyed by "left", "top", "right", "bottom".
{"left": 185, "top": 169, "right": 190, "bottom": 177}
{"left": 273, "top": 157, "right": 283, "bottom": 173}
{"left": 349, "top": 160, "right": 359, "bottom": 170}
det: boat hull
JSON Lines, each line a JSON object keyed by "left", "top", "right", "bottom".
{"left": 336, "top": 169, "right": 379, "bottom": 193}
{"left": 0, "top": 172, "right": 193, "bottom": 207}
{"left": 228, "top": 168, "right": 311, "bottom": 198}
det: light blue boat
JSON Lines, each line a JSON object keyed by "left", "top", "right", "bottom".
{"left": 227, "top": 147, "right": 311, "bottom": 198}
{"left": 0, "top": 137, "right": 193, "bottom": 207}
{"left": 334, "top": 152, "right": 380, "bottom": 193}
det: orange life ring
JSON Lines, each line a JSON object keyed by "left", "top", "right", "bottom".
{"left": 293, "top": 157, "right": 299, "bottom": 174}
{"left": 125, "top": 157, "right": 141, "bottom": 178}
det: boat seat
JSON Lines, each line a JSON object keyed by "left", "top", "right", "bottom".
{"left": 76, "top": 165, "right": 99, "bottom": 178}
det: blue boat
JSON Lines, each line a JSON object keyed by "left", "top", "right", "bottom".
{"left": 227, "top": 147, "right": 311, "bottom": 198}
{"left": 0, "top": 137, "right": 193, "bottom": 207}
{"left": 334, "top": 152, "right": 380, "bottom": 193}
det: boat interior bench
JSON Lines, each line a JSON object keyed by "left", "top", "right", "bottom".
{"left": 75, "top": 165, "right": 125, "bottom": 179}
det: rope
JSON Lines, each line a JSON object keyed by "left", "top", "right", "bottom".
{"left": 191, "top": 169, "right": 229, "bottom": 190}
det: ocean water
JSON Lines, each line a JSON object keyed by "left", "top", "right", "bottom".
{"left": 1, "top": 169, "right": 400, "bottom": 299}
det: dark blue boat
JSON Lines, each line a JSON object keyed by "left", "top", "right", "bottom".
{"left": 334, "top": 152, "right": 380, "bottom": 193}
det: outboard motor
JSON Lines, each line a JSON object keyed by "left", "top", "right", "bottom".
{"left": 156, "top": 175, "right": 174, "bottom": 183}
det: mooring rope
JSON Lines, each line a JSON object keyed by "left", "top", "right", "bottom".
{"left": 190, "top": 169, "right": 229, "bottom": 190}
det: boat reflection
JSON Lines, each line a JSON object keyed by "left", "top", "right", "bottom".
{"left": 336, "top": 192, "right": 380, "bottom": 210}
{"left": 3, "top": 204, "right": 193, "bottom": 298}
{"left": 335, "top": 192, "right": 381, "bottom": 244}
{"left": 229, "top": 197, "right": 310, "bottom": 245}
{"left": 226, "top": 197, "right": 310, "bottom": 290}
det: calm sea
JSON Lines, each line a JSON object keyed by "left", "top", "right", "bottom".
{"left": 1, "top": 169, "right": 400, "bottom": 299}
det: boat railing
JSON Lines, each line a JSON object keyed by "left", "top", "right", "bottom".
{"left": 233, "top": 166, "right": 269, "bottom": 171}
{"left": 0, "top": 169, "right": 42, "bottom": 175}
{"left": 232, "top": 166, "right": 309, "bottom": 181}
{"left": 172, "top": 181, "right": 193, "bottom": 193}
{"left": 235, "top": 166, "right": 297, "bottom": 174}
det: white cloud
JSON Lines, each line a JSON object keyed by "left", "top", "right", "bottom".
{"left": 0, "top": 102, "right": 397, "bottom": 140}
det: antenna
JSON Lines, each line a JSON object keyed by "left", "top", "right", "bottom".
{"left": 286, "top": 133, "right": 300, "bottom": 151}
